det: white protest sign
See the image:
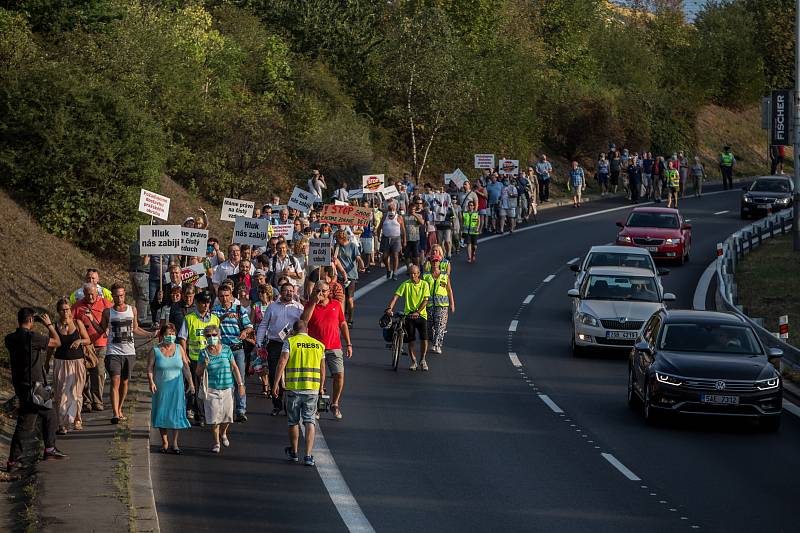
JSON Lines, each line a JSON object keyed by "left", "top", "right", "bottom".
{"left": 288, "top": 187, "right": 314, "bottom": 213}
{"left": 474, "top": 154, "right": 495, "bottom": 169}
{"left": 180, "top": 228, "right": 208, "bottom": 256}
{"left": 139, "top": 225, "right": 182, "bottom": 256}
{"left": 498, "top": 159, "right": 520, "bottom": 176}
{"left": 163, "top": 262, "right": 209, "bottom": 288}
{"left": 444, "top": 168, "right": 468, "bottom": 188}
{"left": 362, "top": 174, "right": 385, "bottom": 193}
{"left": 334, "top": 199, "right": 349, "bottom": 206}
{"left": 381, "top": 185, "right": 400, "bottom": 200}
{"left": 138, "top": 189, "right": 171, "bottom": 221}
{"left": 347, "top": 189, "right": 364, "bottom": 199}
{"left": 271, "top": 223, "right": 295, "bottom": 240}
{"left": 221, "top": 197, "right": 255, "bottom": 222}
{"left": 308, "top": 238, "right": 332, "bottom": 268}
{"left": 233, "top": 217, "right": 269, "bottom": 247}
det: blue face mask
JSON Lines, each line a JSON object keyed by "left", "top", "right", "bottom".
{"left": 207, "top": 336, "right": 220, "bottom": 346}
{"left": 162, "top": 335, "right": 176, "bottom": 344}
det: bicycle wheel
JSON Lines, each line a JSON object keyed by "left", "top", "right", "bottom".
{"left": 392, "top": 327, "right": 402, "bottom": 372}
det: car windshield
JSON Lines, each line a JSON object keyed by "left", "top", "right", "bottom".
{"left": 750, "top": 179, "right": 791, "bottom": 193}
{"left": 626, "top": 212, "right": 679, "bottom": 229}
{"left": 583, "top": 275, "right": 660, "bottom": 302}
{"left": 659, "top": 324, "right": 763, "bottom": 355}
{"left": 586, "top": 252, "right": 654, "bottom": 272}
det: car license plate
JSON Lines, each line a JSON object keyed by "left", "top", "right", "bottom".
{"left": 606, "top": 331, "right": 638, "bottom": 340}
{"left": 701, "top": 394, "right": 739, "bottom": 405}
{"left": 645, "top": 246, "right": 659, "bottom": 252}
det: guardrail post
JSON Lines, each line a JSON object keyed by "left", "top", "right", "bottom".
{"left": 781, "top": 215, "right": 786, "bottom": 235}
{"left": 757, "top": 224, "right": 762, "bottom": 247}
{"left": 769, "top": 219, "right": 774, "bottom": 238}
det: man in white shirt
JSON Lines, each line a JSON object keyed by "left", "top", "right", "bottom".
{"left": 256, "top": 284, "right": 304, "bottom": 415}
{"left": 308, "top": 170, "right": 326, "bottom": 200}
{"left": 212, "top": 244, "right": 254, "bottom": 290}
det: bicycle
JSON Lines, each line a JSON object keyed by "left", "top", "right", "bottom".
{"left": 381, "top": 312, "right": 406, "bottom": 372}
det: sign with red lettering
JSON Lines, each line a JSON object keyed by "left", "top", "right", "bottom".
{"left": 138, "top": 189, "right": 171, "bottom": 221}
{"left": 362, "top": 174, "right": 385, "bottom": 193}
{"left": 319, "top": 204, "right": 373, "bottom": 226}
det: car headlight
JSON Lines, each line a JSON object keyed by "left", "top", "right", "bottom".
{"left": 743, "top": 195, "right": 753, "bottom": 203}
{"left": 775, "top": 197, "right": 790, "bottom": 205}
{"left": 756, "top": 377, "right": 780, "bottom": 390}
{"left": 655, "top": 372, "right": 682, "bottom": 386}
{"left": 618, "top": 235, "right": 632, "bottom": 243}
{"left": 664, "top": 238, "right": 681, "bottom": 245}
{"left": 577, "top": 312, "right": 599, "bottom": 327}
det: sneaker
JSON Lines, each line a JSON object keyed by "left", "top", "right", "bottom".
{"left": 409, "top": 362, "right": 418, "bottom": 371}
{"left": 211, "top": 444, "right": 221, "bottom": 454}
{"left": 420, "top": 360, "right": 429, "bottom": 371}
{"left": 386, "top": 271, "right": 391, "bottom": 279}
{"left": 304, "top": 455, "right": 315, "bottom": 466}
{"left": 186, "top": 409, "right": 194, "bottom": 420}
{"left": 271, "top": 407, "right": 281, "bottom": 416}
{"left": 285, "top": 446, "right": 299, "bottom": 463}
{"left": 43, "top": 448, "right": 69, "bottom": 461}
{"left": 221, "top": 435, "right": 230, "bottom": 448}
{"left": 235, "top": 413, "right": 248, "bottom": 423}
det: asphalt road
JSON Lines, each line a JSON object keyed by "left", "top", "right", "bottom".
{"left": 152, "top": 185, "right": 800, "bottom": 532}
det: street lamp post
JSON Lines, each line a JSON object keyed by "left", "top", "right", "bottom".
{"left": 795, "top": 0, "right": 800, "bottom": 250}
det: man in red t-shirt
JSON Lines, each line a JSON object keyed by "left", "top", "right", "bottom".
{"left": 301, "top": 281, "right": 351, "bottom": 420}
{"left": 72, "top": 283, "right": 112, "bottom": 412}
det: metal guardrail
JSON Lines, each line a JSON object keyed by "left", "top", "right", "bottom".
{"left": 715, "top": 208, "right": 800, "bottom": 370}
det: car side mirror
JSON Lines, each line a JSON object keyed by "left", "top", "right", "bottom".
{"left": 570, "top": 264, "right": 580, "bottom": 273}
{"left": 681, "top": 223, "right": 692, "bottom": 230}
{"left": 567, "top": 289, "right": 580, "bottom": 298}
{"left": 768, "top": 348, "right": 783, "bottom": 358}
{"left": 616, "top": 221, "right": 624, "bottom": 228}
{"left": 663, "top": 293, "right": 676, "bottom": 302}
{"left": 657, "top": 268, "right": 670, "bottom": 276}
{"left": 634, "top": 341, "right": 653, "bottom": 355}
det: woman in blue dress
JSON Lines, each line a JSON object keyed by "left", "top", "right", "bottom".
{"left": 147, "top": 323, "right": 193, "bottom": 454}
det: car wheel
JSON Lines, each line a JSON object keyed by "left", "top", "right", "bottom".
{"left": 760, "top": 415, "right": 781, "bottom": 432}
{"left": 684, "top": 249, "right": 690, "bottom": 263}
{"left": 740, "top": 210, "right": 748, "bottom": 220}
{"left": 571, "top": 331, "right": 583, "bottom": 357}
{"left": 642, "top": 381, "right": 659, "bottom": 424}
{"left": 627, "top": 365, "right": 640, "bottom": 409}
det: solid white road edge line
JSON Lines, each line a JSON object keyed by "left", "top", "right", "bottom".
{"left": 601, "top": 453, "right": 642, "bottom": 481}
{"left": 543, "top": 274, "right": 555, "bottom": 283}
{"left": 538, "top": 394, "right": 564, "bottom": 413}
{"left": 714, "top": 210, "right": 729, "bottom": 215}
{"left": 567, "top": 257, "right": 580, "bottom": 265}
{"left": 508, "top": 352, "right": 522, "bottom": 367}
{"left": 692, "top": 259, "right": 718, "bottom": 311}
{"left": 782, "top": 400, "right": 800, "bottom": 419}
{"left": 509, "top": 320, "right": 519, "bottom": 332}
{"left": 523, "top": 294, "right": 534, "bottom": 305}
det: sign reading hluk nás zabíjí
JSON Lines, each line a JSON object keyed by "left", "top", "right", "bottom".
{"left": 139, "top": 225, "right": 182, "bottom": 255}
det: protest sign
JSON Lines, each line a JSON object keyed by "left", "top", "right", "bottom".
{"left": 139, "top": 225, "right": 182, "bottom": 255}
{"left": 233, "top": 217, "right": 269, "bottom": 247}
{"left": 334, "top": 200, "right": 349, "bottom": 206}
{"left": 381, "top": 185, "right": 400, "bottom": 199}
{"left": 308, "top": 238, "right": 332, "bottom": 268}
{"left": 498, "top": 159, "right": 520, "bottom": 176}
{"left": 474, "top": 154, "right": 495, "bottom": 169}
{"left": 221, "top": 198, "right": 255, "bottom": 222}
{"left": 362, "top": 174, "right": 385, "bottom": 193}
{"left": 164, "top": 263, "right": 208, "bottom": 288}
{"left": 138, "top": 189, "right": 170, "bottom": 221}
{"left": 319, "top": 204, "right": 373, "bottom": 226}
{"left": 347, "top": 189, "right": 364, "bottom": 199}
{"left": 180, "top": 228, "right": 209, "bottom": 256}
{"left": 444, "top": 168, "right": 468, "bottom": 188}
{"left": 271, "top": 223, "right": 295, "bottom": 240}
{"left": 288, "top": 187, "right": 315, "bottom": 213}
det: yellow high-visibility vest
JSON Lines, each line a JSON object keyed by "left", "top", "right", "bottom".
{"left": 284, "top": 333, "right": 325, "bottom": 391}
{"left": 185, "top": 312, "right": 220, "bottom": 362}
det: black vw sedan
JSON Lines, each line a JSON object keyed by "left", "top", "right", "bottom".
{"left": 628, "top": 310, "right": 783, "bottom": 430}
{"left": 740, "top": 176, "right": 794, "bottom": 219}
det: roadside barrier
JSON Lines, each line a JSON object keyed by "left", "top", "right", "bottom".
{"left": 715, "top": 209, "right": 800, "bottom": 369}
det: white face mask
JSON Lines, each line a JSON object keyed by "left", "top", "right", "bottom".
{"left": 207, "top": 335, "right": 220, "bottom": 346}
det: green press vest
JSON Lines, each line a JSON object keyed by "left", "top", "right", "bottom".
{"left": 462, "top": 212, "right": 479, "bottom": 235}
{"left": 185, "top": 312, "right": 220, "bottom": 362}
{"left": 284, "top": 333, "right": 325, "bottom": 391}
{"left": 424, "top": 273, "right": 450, "bottom": 307}
{"left": 720, "top": 152, "right": 734, "bottom": 167}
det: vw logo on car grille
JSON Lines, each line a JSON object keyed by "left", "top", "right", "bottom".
{"left": 618, "top": 317, "right": 627, "bottom": 323}
{"left": 715, "top": 381, "right": 726, "bottom": 390}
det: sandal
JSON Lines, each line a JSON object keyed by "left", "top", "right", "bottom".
{"left": 118, "top": 415, "right": 128, "bottom": 422}
{"left": 158, "top": 446, "right": 169, "bottom": 454}
{"left": 73, "top": 421, "right": 83, "bottom": 431}
{"left": 170, "top": 448, "right": 183, "bottom": 455}
{"left": 56, "top": 428, "right": 68, "bottom": 435}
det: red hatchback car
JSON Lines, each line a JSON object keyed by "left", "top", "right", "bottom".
{"left": 616, "top": 207, "right": 692, "bottom": 264}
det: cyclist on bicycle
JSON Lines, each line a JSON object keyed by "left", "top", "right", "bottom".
{"left": 385, "top": 265, "right": 431, "bottom": 371}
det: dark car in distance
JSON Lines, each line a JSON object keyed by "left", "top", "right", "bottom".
{"left": 740, "top": 176, "right": 794, "bottom": 219}
{"left": 628, "top": 310, "right": 783, "bottom": 431}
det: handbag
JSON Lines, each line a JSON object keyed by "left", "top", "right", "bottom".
{"left": 83, "top": 343, "right": 99, "bottom": 369}
{"left": 28, "top": 332, "right": 53, "bottom": 408}
{"left": 197, "top": 366, "right": 209, "bottom": 401}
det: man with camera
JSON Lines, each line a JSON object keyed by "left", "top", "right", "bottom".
{"left": 5, "top": 308, "right": 68, "bottom": 472}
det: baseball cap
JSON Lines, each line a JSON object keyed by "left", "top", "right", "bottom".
{"left": 195, "top": 291, "right": 212, "bottom": 303}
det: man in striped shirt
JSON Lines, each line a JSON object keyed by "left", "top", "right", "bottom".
{"left": 211, "top": 285, "right": 253, "bottom": 422}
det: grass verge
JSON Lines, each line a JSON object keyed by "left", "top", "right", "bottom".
{"left": 109, "top": 424, "right": 135, "bottom": 533}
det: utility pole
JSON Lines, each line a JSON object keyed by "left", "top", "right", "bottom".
{"left": 795, "top": 0, "right": 800, "bottom": 250}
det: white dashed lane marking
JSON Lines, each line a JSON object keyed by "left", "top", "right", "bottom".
{"left": 508, "top": 320, "right": 518, "bottom": 332}
{"left": 508, "top": 352, "right": 522, "bottom": 367}
{"left": 714, "top": 210, "right": 729, "bottom": 215}
{"left": 543, "top": 274, "right": 556, "bottom": 283}
{"left": 538, "top": 394, "right": 564, "bottom": 413}
{"left": 522, "top": 294, "right": 534, "bottom": 305}
{"left": 601, "top": 453, "right": 642, "bottom": 481}
{"left": 567, "top": 257, "right": 580, "bottom": 265}
{"left": 782, "top": 400, "right": 800, "bottom": 419}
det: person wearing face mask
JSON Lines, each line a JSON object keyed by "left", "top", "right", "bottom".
{"left": 147, "top": 323, "right": 193, "bottom": 454}
{"left": 177, "top": 291, "right": 220, "bottom": 425}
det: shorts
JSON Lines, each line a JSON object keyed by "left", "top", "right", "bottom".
{"left": 436, "top": 228, "right": 452, "bottom": 244}
{"left": 343, "top": 280, "right": 356, "bottom": 298}
{"left": 405, "top": 240, "right": 420, "bottom": 258}
{"left": 286, "top": 391, "right": 318, "bottom": 426}
{"left": 500, "top": 208, "right": 516, "bottom": 218}
{"left": 478, "top": 208, "right": 490, "bottom": 216}
{"left": 462, "top": 234, "right": 478, "bottom": 246}
{"left": 597, "top": 173, "right": 609, "bottom": 185}
{"left": 105, "top": 352, "right": 136, "bottom": 379}
{"left": 361, "top": 236, "right": 374, "bottom": 254}
{"left": 326, "top": 348, "right": 344, "bottom": 375}
{"left": 404, "top": 316, "right": 428, "bottom": 342}
{"left": 381, "top": 236, "right": 401, "bottom": 254}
